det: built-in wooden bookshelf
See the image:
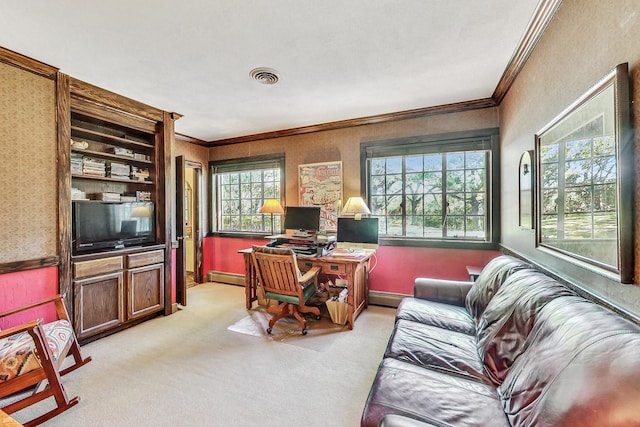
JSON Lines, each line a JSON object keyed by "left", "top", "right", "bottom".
{"left": 60, "top": 80, "right": 173, "bottom": 342}
{"left": 70, "top": 111, "right": 156, "bottom": 200}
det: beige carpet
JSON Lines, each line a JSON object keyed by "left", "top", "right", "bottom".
{"left": 10, "top": 283, "right": 396, "bottom": 427}
{"left": 228, "top": 304, "right": 350, "bottom": 352}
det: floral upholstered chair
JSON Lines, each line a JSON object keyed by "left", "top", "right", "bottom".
{"left": 0, "top": 294, "right": 91, "bottom": 426}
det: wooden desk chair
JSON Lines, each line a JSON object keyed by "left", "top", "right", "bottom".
{"left": 251, "top": 245, "right": 321, "bottom": 335}
{"left": 0, "top": 295, "right": 91, "bottom": 426}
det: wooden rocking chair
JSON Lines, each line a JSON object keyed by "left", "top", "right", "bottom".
{"left": 0, "top": 294, "right": 91, "bottom": 426}
{"left": 251, "top": 245, "right": 321, "bottom": 335}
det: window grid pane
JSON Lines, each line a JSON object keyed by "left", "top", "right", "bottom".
{"left": 368, "top": 149, "right": 488, "bottom": 241}
{"left": 216, "top": 167, "right": 281, "bottom": 232}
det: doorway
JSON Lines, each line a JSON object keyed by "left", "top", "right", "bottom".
{"left": 184, "top": 166, "right": 197, "bottom": 287}
{"left": 176, "top": 156, "right": 203, "bottom": 306}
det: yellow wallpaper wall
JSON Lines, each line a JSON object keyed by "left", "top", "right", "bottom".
{"left": 0, "top": 62, "right": 57, "bottom": 263}
{"left": 209, "top": 108, "right": 499, "bottom": 206}
{"left": 499, "top": 0, "right": 640, "bottom": 311}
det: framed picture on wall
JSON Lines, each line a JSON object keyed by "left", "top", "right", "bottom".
{"left": 518, "top": 150, "right": 534, "bottom": 229}
{"left": 535, "top": 63, "right": 633, "bottom": 283}
{"left": 298, "top": 161, "right": 342, "bottom": 232}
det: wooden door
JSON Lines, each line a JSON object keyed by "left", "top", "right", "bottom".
{"left": 175, "top": 155, "right": 187, "bottom": 306}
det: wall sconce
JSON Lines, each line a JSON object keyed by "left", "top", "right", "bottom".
{"left": 341, "top": 196, "right": 371, "bottom": 220}
{"left": 259, "top": 199, "right": 284, "bottom": 234}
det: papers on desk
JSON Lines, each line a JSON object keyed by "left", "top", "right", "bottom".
{"left": 330, "top": 248, "right": 367, "bottom": 258}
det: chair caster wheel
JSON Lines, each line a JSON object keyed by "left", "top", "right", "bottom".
{"left": 302, "top": 329, "right": 308, "bottom": 335}
{"left": 316, "top": 315, "right": 321, "bottom": 320}
{"left": 267, "top": 327, "right": 272, "bottom": 334}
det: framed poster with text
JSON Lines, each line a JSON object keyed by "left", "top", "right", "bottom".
{"left": 298, "top": 161, "right": 342, "bottom": 231}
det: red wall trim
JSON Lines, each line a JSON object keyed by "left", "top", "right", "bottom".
{"left": 202, "top": 236, "right": 501, "bottom": 295}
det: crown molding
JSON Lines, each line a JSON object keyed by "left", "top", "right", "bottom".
{"left": 492, "top": 0, "right": 563, "bottom": 104}
{"left": 0, "top": 45, "right": 58, "bottom": 78}
{"left": 208, "top": 98, "right": 496, "bottom": 147}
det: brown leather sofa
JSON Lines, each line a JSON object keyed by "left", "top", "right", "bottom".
{"left": 361, "top": 255, "right": 640, "bottom": 427}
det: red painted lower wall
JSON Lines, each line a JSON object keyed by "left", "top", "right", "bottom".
{"left": 0, "top": 267, "right": 59, "bottom": 329}
{"left": 202, "top": 236, "right": 501, "bottom": 296}
{"left": 202, "top": 236, "right": 268, "bottom": 276}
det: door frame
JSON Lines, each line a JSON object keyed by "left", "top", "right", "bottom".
{"left": 175, "top": 157, "right": 204, "bottom": 306}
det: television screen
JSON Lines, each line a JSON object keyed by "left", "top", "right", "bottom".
{"left": 73, "top": 201, "right": 155, "bottom": 253}
{"left": 283, "top": 206, "right": 321, "bottom": 232}
{"left": 337, "top": 217, "right": 379, "bottom": 249}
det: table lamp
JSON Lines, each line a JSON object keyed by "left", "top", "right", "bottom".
{"left": 341, "top": 196, "right": 371, "bottom": 220}
{"left": 259, "top": 199, "right": 284, "bottom": 234}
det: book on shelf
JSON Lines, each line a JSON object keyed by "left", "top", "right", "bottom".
{"left": 125, "top": 190, "right": 151, "bottom": 202}
{"left": 89, "top": 192, "right": 121, "bottom": 202}
{"left": 109, "top": 147, "right": 134, "bottom": 157}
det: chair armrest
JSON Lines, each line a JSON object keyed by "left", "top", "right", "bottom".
{"left": 414, "top": 277, "right": 474, "bottom": 306}
{"left": 0, "top": 319, "right": 42, "bottom": 340}
{"left": 0, "top": 294, "right": 68, "bottom": 322}
{"left": 299, "top": 266, "right": 321, "bottom": 284}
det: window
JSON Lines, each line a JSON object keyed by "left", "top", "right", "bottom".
{"left": 362, "top": 129, "right": 499, "bottom": 248}
{"left": 210, "top": 155, "right": 284, "bottom": 234}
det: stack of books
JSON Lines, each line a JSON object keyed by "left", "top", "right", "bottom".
{"left": 71, "top": 153, "right": 83, "bottom": 175}
{"left": 108, "top": 162, "right": 131, "bottom": 179}
{"left": 71, "top": 187, "right": 87, "bottom": 200}
{"left": 109, "top": 147, "right": 134, "bottom": 157}
{"left": 90, "top": 192, "right": 121, "bottom": 202}
{"left": 131, "top": 166, "right": 150, "bottom": 182}
{"left": 134, "top": 152, "right": 151, "bottom": 161}
{"left": 82, "top": 157, "right": 106, "bottom": 177}
{"left": 124, "top": 191, "right": 151, "bottom": 202}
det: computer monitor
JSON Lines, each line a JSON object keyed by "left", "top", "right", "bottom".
{"left": 337, "top": 217, "right": 379, "bottom": 250}
{"left": 283, "top": 206, "right": 321, "bottom": 234}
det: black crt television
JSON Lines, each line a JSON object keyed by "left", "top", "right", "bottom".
{"left": 337, "top": 217, "right": 379, "bottom": 250}
{"left": 72, "top": 201, "right": 156, "bottom": 254}
{"left": 283, "top": 206, "right": 321, "bottom": 233}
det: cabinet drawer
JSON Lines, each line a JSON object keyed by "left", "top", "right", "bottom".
{"left": 127, "top": 250, "right": 164, "bottom": 269}
{"left": 74, "top": 256, "right": 123, "bottom": 279}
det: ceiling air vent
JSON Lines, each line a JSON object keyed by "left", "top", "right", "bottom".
{"left": 250, "top": 67, "right": 279, "bottom": 85}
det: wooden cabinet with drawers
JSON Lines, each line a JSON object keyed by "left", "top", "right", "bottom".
{"left": 73, "top": 246, "right": 165, "bottom": 340}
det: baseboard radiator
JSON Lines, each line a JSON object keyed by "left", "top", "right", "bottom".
{"left": 368, "top": 291, "right": 408, "bottom": 308}
{"left": 207, "top": 271, "right": 245, "bottom": 286}
{"left": 204, "top": 273, "right": 407, "bottom": 307}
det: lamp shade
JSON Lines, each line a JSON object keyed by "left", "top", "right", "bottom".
{"left": 132, "top": 205, "right": 152, "bottom": 218}
{"left": 341, "top": 196, "right": 371, "bottom": 220}
{"left": 259, "top": 199, "right": 284, "bottom": 214}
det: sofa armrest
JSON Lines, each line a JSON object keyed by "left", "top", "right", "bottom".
{"left": 414, "top": 277, "right": 474, "bottom": 306}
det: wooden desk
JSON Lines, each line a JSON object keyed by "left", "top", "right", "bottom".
{"left": 239, "top": 248, "right": 374, "bottom": 329}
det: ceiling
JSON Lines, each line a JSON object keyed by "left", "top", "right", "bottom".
{"left": 0, "top": 1, "right": 543, "bottom": 143}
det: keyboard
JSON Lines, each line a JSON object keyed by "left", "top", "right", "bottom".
{"left": 277, "top": 244, "right": 317, "bottom": 255}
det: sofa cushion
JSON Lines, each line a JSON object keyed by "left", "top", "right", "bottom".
{"left": 395, "top": 298, "right": 475, "bottom": 335}
{"left": 379, "top": 414, "right": 441, "bottom": 427}
{"left": 384, "top": 319, "right": 491, "bottom": 384}
{"left": 498, "top": 296, "right": 640, "bottom": 426}
{"left": 464, "top": 255, "right": 530, "bottom": 324}
{"left": 475, "top": 270, "right": 573, "bottom": 384}
{"left": 361, "top": 358, "right": 510, "bottom": 427}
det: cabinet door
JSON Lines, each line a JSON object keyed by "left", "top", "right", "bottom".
{"left": 74, "top": 271, "right": 124, "bottom": 339}
{"left": 127, "top": 263, "right": 164, "bottom": 320}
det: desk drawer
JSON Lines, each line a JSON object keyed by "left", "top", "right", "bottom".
{"left": 298, "top": 260, "right": 346, "bottom": 275}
